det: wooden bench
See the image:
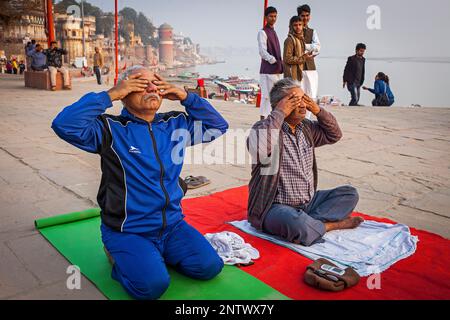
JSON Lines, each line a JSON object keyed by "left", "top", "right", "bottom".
{"left": 24, "top": 70, "right": 70, "bottom": 90}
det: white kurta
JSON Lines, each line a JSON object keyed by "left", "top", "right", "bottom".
{"left": 301, "top": 29, "right": 321, "bottom": 120}
{"left": 259, "top": 74, "right": 283, "bottom": 117}
{"left": 301, "top": 71, "right": 319, "bottom": 119}
{"left": 257, "top": 29, "right": 283, "bottom": 117}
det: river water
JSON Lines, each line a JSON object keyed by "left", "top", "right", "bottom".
{"left": 189, "top": 51, "right": 450, "bottom": 107}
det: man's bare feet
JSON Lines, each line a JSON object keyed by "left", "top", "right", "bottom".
{"left": 325, "top": 216, "right": 364, "bottom": 232}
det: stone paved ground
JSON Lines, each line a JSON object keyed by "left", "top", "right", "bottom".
{"left": 0, "top": 74, "right": 449, "bottom": 299}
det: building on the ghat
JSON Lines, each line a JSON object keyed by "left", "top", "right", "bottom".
{"left": 54, "top": 13, "right": 98, "bottom": 65}
{"left": 1, "top": 2, "right": 206, "bottom": 71}
{"left": 0, "top": 0, "right": 47, "bottom": 59}
{"left": 173, "top": 33, "right": 203, "bottom": 67}
{"left": 158, "top": 23, "right": 174, "bottom": 68}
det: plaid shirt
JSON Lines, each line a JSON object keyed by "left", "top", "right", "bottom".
{"left": 247, "top": 108, "right": 342, "bottom": 230}
{"left": 273, "top": 121, "right": 314, "bottom": 208}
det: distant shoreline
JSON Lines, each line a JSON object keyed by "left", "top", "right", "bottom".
{"left": 318, "top": 56, "right": 450, "bottom": 64}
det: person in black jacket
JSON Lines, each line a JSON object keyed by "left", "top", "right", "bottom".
{"left": 45, "top": 41, "right": 71, "bottom": 90}
{"left": 343, "top": 43, "right": 366, "bottom": 106}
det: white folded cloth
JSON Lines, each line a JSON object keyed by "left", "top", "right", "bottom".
{"left": 205, "top": 231, "right": 260, "bottom": 265}
{"left": 230, "top": 220, "right": 418, "bottom": 276}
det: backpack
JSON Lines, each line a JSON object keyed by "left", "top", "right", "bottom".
{"left": 373, "top": 81, "right": 390, "bottom": 106}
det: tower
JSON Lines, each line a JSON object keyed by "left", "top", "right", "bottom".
{"left": 158, "top": 23, "right": 174, "bottom": 68}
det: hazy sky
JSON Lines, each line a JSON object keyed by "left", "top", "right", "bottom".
{"left": 77, "top": 0, "right": 450, "bottom": 57}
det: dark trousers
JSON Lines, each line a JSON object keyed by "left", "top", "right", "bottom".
{"left": 262, "top": 185, "right": 359, "bottom": 246}
{"left": 372, "top": 98, "right": 394, "bottom": 107}
{"left": 347, "top": 83, "right": 361, "bottom": 106}
{"left": 94, "top": 66, "right": 102, "bottom": 85}
{"left": 31, "top": 65, "right": 47, "bottom": 71}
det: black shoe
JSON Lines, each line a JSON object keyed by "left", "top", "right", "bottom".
{"left": 184, "top": 175, "right": 211, "bottom": 189}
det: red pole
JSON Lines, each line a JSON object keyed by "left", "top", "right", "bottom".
{"left": 46, "top": 0, "right": 55, "bottom": 47}
{"left": 263, "top": 0, "right": 268, "bottom": 27}
{"left": 114, "top": 0, "right": 119, "bottom": 85}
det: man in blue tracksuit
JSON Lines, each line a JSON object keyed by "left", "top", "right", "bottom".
{"left": 52, "top": 66, "right": 228, "bottom": 299}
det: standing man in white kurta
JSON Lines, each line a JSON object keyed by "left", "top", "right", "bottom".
{"left": 298, "top": 4, "right": 321, "bottom": 119}
{"left": 258, "top": 6, "right": 284, "bottom": 120}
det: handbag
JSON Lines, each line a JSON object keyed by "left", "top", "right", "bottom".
{"left": 304, "top": 258, "right": 360, "bottom": 291}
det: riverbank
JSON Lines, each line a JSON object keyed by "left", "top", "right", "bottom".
{"left": 0, "top": 74, "right": 449, "bottom": 298}
{"left": 170, "top": 52, "right": 450, "bottom": 107}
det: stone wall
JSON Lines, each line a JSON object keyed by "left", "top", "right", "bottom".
{"left": 0, "top": 0, "right": 46, "bottom": 59}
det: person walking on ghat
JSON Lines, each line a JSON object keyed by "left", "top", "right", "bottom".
{"left": 93, "top": 47, "right": 104, "bottom": 85}
{"left": 343, "top": 43, "right": 366, "bottom": 106}
{"left": 258, "top": 6, "right": 284, "bottom": 120}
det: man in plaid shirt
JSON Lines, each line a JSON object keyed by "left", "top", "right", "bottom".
{"left": 247, "top": 78, "right": 363, "bottom": 246}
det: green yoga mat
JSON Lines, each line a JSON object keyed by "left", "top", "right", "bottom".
{"left": 35, "top": 209, "right": 289, "bottom": 300}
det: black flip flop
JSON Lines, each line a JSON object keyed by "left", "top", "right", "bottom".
{"left": 184, "top": 175, "right": 211, "bottom": 189}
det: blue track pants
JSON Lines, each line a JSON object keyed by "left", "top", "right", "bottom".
{"left": 101, "top": 219, "right": 224, "bottom": 300}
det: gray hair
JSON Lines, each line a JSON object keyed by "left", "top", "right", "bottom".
{"left": 117, "top": 65, "right": 148, "bottom": 107}
{"left": 269, "top": 77, "right": 302, "bottom": 109}
{"left": 118, "top": 65, "right": 147, "bottom": 83}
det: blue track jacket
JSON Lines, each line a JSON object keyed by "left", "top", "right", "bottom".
{"left": 52, "top": 92, "right": 228, "bottom": 235}
{"left": 368, "top": 79, "right": 395, "bottom": 103}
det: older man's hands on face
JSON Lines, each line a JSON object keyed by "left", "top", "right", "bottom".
{"left": 276, "top": 93, "right": 303, "bottom": 118}
{"left": 152, "top": 74, "right": 188, "bottom": 102}
{"left": 302, "top": 94, "right": 321, "bottom": 116}
{"left": 107, "top": 73, "right": 149, "bottom": 101}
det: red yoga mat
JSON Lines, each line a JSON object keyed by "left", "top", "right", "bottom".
{"left": 182, "top": 185, "right": 450, "bottom": 300}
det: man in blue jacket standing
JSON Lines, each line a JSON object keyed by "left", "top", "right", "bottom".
{"left": 52, "top": 66, "right": 228, "bottom": 299}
